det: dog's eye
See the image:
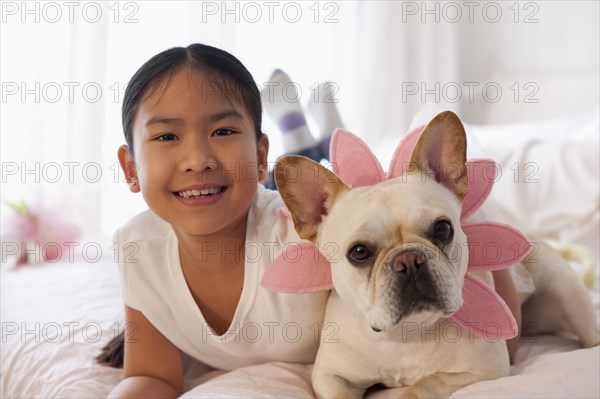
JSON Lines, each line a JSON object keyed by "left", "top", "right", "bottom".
{"left": 347, "top": 244, "right": 373, "bottom": 265}
{"left": 433, "top": 220, "right": 453, "bottom": 242}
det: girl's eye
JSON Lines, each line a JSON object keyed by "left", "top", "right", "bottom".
{"left": 156, "top": 133, "right": 178, "bottom": 141}
{"left": 212, "top": 129, "right": 235, "bottom": 137}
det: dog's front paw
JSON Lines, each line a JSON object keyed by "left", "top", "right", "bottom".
{"left": 313, "top": 373, "right": 364, "bottom": 399}
{"left": 399, "top": 372, "right": 482, "bottom": 399}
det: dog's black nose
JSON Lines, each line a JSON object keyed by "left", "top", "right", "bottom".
{"left": 392, "top": 249, "right": 426, "bottom": 274}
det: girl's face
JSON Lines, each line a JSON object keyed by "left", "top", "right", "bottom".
{"left": 118, "top": 67, "right": 268, "bottom": 238}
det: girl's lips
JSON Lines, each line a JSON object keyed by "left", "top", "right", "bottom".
{"left": 173, "top": 186, "right": 227, "bottom": 206}
{"left": 177, "top": 186, "right": 223, "bottom": 198}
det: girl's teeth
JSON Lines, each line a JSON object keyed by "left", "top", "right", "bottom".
{"left": 178, "top": 188, "right": 221, "bottom": 198}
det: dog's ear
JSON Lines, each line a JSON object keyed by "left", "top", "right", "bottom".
{"left": 409, "top": 111, "right": 469, "bottom": 200}
{"left": 275, "top": 156, "right": 349, "bottom": 241}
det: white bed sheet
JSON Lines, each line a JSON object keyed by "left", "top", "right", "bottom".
{"left": 1, "top": 258, "right": 599, "bottom": 398}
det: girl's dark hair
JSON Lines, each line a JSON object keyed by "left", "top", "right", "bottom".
{"left": 122, "top": 43, "right": 262, "bottom": 152}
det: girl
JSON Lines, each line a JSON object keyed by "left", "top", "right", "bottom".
{"left": 105, "top": 43, "right": 329, "bottom": 398}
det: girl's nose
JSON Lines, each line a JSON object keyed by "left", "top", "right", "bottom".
{"left": 180, "top": 143, "right": 218, "bottom": 173}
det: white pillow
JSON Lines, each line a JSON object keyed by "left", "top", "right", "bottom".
{"left": 470, "top": 110, "right": 599, "bottom": 259}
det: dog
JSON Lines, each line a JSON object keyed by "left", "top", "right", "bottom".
{"left": 272, "top": 111, "right": 599, "bottom": 398}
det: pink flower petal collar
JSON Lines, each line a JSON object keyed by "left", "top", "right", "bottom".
{"left": 262, "top": 126, "right": 531, "bottom": 340}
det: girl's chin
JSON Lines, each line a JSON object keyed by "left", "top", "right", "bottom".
{"left": 171, "top": 214, "right": 248, "bottom": 239}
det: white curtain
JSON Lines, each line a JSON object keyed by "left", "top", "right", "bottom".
{"left": 352, "top": 2, "right": 459, "bottom": 141}
{"left": 1, "top": 1, "right": 598, "bottom": 242}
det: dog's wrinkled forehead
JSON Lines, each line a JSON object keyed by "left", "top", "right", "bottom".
{"left": 321, "top": 175, "right": 463, "bottom": 243}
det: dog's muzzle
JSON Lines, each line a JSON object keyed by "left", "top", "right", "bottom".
{"left": 385, "top": 248, "right": 447, "bottom": 319}
{"left": 392, "top": 248, "right": 437, "bottom": 297}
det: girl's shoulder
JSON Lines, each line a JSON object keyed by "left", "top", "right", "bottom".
{"left": 113, "top": 209, "right": 172, "bottom": 244}
{"left": 251, "top": 185, "right": 301, "bottom": 246}
{"left": 251, "top": 184, "right": 285, "bottom": 228}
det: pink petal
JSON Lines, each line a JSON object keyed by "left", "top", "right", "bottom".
{"left": 463, "top": 222, "right": 532, "bottom": 271}
{"left": 386, "top": 126, "right": 425, "bottom": 179}
{"left": 450, "top": 275, "right": 518, "bottom": 340}
{"left": 330, "top": 129, "right": 385, "bottom": 187}
{"left": 461, "top": 159, "right": 497, "bottom": 220}
{"left": 261, "top": 242, "right": 333, "bottom": 293}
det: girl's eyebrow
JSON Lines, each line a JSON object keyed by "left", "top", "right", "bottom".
{"left": 145, "top": 117, "right": 184, "bottom": 127}
{"left": 144, "top": 110, "right": 243, "bottom": 127}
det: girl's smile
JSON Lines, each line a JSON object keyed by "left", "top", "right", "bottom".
{"left": 174, "top": 184, "right": 227, "bottom": 205}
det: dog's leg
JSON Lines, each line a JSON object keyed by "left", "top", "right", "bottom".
{"left": 399, "top": 372, "right": 482, "bottom": 399}
{"left": 313, "top": 373, "right": 365, "bottom": 399}
{"left": 521, "top": 241, "right": 600, "bottom": 347}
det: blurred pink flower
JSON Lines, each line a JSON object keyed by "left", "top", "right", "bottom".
{"left": 6, "top": 201, "right": 81, "bottom": 264}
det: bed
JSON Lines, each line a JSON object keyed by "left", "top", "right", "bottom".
{"left": 2, "top": 108, "right": 599, "bottom": 398}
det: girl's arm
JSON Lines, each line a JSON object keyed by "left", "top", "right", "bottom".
{"left": 107, "top": 306, "right": 184, "bottom": 399}
{"left": 492, "top": 268, "right": 521, "bottom": 365}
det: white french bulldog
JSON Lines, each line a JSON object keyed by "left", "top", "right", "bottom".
{"left": 273, "top": 111, "right": 599, "bottom": 398}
